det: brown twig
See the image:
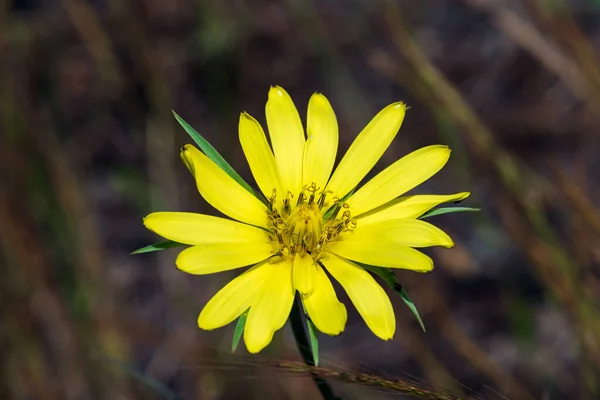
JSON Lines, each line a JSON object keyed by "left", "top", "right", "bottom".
{"left": 275, "top": 361, "right": 478, "bottom": 400}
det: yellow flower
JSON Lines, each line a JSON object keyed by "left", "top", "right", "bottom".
{"left": 143, "top": 86, "right": 469, "bottom": 353}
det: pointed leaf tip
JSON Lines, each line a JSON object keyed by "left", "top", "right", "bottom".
{"left": 307, "top": 318, "right": 320, "bottom": 366}
{"left": 360, "top": 264, "right": 426, "bottom": 332}
{"left": 131, "top": 240, "right": 185, "bottom": 255}
{"left": 172, "top": 111, "right": 262, "bottom": 201}
{"left": 419, "top": 206, "right": 481, "bottom": 219}
{"left": 231, "top": 310, "right": 248, "bottom": 353}
{"left": 398, "top": 287, "right": 426, "bottom": 332}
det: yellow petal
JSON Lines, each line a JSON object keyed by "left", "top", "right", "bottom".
{"left": 143, "top": 212, "right": 269, "bottom": 245}
{"left": 347, "top": 145, "right": 451, "bottom": 217}
{"left": 302, "top": 264, "right": 347, "bottom": 336}
{"left": 176, "top": 242, "right": 273, "bottom": 275}
{"left": 244, "top": 259, "right": 294, "bottom": 353}
{"left": 180, "top": 144, "right": 268, "bottom": 227}
{"left": 238, "top": 112, "right": 284, "bottom": 199}
{"left": 303, "top": 93, "right": 338, "bottom": 190}
{"left": 326, "top": 102, "right": 406, "bottom": 200}
{"left": 292, "top": 253, "right": 318, "bottom": 295}
{"left": 357, "top": 192, "right": 471, "bottom": 225}
{"left": 321, "top": 254, "right": 395, "bottom": 340}
{"left": 265, "top": 86, "right": 305, "bottom": 195}
{"left": 325, "top": 241, "right": 433, "bottom": 273}
{"left": 346, "top": 218, "right": 454, "bottom": 248}
{"left": 198, "top": 262, "right": 271, "bottom": 330}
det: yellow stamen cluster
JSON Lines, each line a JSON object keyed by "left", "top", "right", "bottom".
{"left": 267, "top": 183, "right": 356, "bottom": 259}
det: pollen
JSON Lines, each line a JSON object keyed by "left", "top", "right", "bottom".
{"left": 267, "top": 183, "right": 356, "bottom": 259}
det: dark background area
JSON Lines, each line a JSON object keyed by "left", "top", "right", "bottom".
{"left": 2, "top": 0, "right": 600, "bottom": 399}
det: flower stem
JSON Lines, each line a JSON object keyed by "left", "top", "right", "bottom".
{"left": 289, "top": 296, "right": 341, "bottom": 400}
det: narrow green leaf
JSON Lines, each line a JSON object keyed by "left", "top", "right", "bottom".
{"left": 361, "top": 264, "right": 426, "bottom": 332}
{"left": 297, "top": 298, "right": 319, "bottom": 366}
{"left": 131, "top": 240, "right": 185, "bottom": 255}
{"left": 231, "top": 310, "right": 248, "bottom": 353}
{"left": 397, "top": 287, "right": 426, "bottom": 332}
{"left": 172, "top": 111, "right": 262, "bottom": 201}
{"left": 307, "top": 318, "right": 319, "bottom": 366}
{"left": 420, "top": 206, "right": 481, "bottom": 219}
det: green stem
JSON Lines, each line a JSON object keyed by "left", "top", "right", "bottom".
{"left": 289, "top": 296, "right": 341, "bottom": 400}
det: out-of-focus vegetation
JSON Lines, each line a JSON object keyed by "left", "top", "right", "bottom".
{"left": 2, "top": 0, "right": 600, "bottom": 399}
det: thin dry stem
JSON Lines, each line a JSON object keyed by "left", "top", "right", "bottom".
{"left": 276, "top": 361, "right": 477, "bottom": 400}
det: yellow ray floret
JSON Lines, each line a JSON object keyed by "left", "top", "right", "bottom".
{"left": 143, "top": 86, "right": 468, "bottom": 353}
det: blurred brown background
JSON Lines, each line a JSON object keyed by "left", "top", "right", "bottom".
{"left": 2, "top": 0, "right": 600, "bottom": 399}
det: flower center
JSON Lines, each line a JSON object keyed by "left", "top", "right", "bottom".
{"left": 267, "top": 183, "right": 356, "bottom": 259}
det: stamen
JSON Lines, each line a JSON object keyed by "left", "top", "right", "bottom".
{"left": 296, "top": 191, "right": 305, "bottom": 206}
{"left": 317, "top": 192, "right": 327, "bottom": 209}
{"left": 268, "top": 189, "right": 277, "bottom": 211}
{"left": 283, "top": 192, "right": 293, "bottom": 216}
{"left": 265, "top": 182, "right": 356, "bottom": 259}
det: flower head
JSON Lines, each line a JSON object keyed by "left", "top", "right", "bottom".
{"left": 143, "top": 86, "right": 469, "bottom": 353}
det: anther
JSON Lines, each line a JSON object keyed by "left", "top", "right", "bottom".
{"left": 308, "top": 184, "right": 318, "bottom": 204}
{"left": 266, "top": 189, "right": 277, "bottom": 211}
{"left": 283, "top": 192, "right": 293, "bottom": 216}
{"left": 296, "top": 191, "right": 305, "bottom": 206}
{"left": 317, "top": 192, "right": 326, "bottom": 209}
